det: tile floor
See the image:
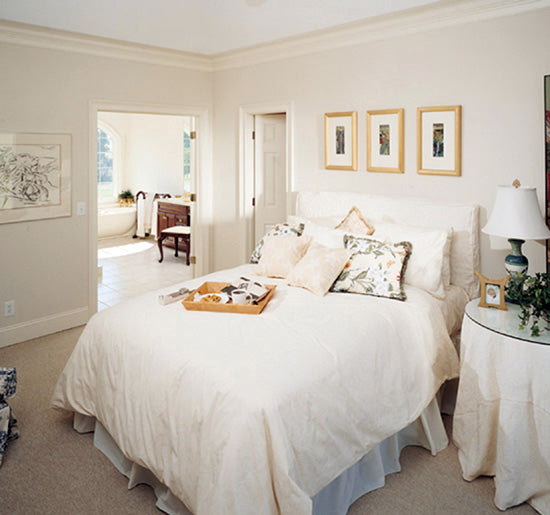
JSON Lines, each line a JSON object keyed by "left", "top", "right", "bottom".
{"left": 98, "top": 236, "right": 193, "bottom": 311}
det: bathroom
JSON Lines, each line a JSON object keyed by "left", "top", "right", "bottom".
{"left": 97, "top": 111, "right": 195, "bottom": 309}
{"left": 97, "top": 111, "right": 194, "bottom": 239}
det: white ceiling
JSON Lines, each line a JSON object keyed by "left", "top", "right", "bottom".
{"left": 0, "top": 0, "right": 440, "bottom": 55}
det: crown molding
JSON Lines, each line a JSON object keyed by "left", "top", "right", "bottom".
{"left": 1, "top": 0, "right": 549, "bottom": 73}
{"left": 0, "top": 19, "right": 213, "bottom": 72}
{"left": 212, "top": 0, "right": 550, "bottom": 70}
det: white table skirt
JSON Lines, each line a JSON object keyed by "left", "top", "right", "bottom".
{"left": 453, "top": 314, "right": 550, "bottom": 514}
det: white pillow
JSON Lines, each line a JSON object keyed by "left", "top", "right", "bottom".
{"left": 256, "top": 235, "right": 312, "bottom": 278}
{"left": 373, "top": 222, "right": 452, "bottom": 299}
{"left": 287, "top": 242, "right": 351, "bottom": 296}
{"left": 289, "top": 217, "right": 346, "bottom": 249}
{"left": 287, "top": 214, "right": 341, "bottom": 229}
{"left": 288, "top": 215, "right": 358, "bottom": 248}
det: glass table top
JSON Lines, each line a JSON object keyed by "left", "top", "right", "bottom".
{"left": 465, "top": 299, "right": 550, "bottom": 346}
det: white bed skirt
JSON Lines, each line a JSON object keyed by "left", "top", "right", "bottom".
{"left": 73, "top": 397, "right": 447, "bottom": 515}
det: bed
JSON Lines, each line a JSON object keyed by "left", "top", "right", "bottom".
{"left": 52, "top": 191, "right": 479, "bottom": 515}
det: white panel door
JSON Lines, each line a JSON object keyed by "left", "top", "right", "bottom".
{"left": 254, "top": 114, "right": 286, "bottom": 244}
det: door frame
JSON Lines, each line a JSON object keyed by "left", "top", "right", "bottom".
{"left": 238, "top": 101, "right": 294, "bottom": 264}
{"left": 88, "top": 100, "right": 212, "bottom": 319}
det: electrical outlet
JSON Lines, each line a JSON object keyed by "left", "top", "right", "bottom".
{"left": 4, "top": 300, "right": 15, "bottom": 317}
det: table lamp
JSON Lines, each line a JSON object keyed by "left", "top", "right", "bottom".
{"left": 482, "top": 180, "right": 550, "bottom": 277}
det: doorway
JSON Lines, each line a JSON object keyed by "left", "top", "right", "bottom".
{"left": 88, "top": 101, "right": 210, "bottom": 318}
{"left": 95, "top": 111, "right": 197, "bottom": 310}
{"left": 239, "top": 103, "right": 293, "bottom": 264}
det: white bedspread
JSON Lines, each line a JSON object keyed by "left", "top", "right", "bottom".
{"left": 52, "top": 264, "right": 460, "bottom": 515}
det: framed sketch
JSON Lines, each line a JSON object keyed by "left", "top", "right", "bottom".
{"left": 367, "top": 108, "right": 404, "bottom": 173}
{"left": 475, "top": 272, "right": 509, "bottom": 310}
{"left": 417, "top": 105, "right": 461, "bottom": 176}
{"left": 0, "top": 132, "right": 71, "bottom": 224}
{"left": 325, "top": 111, "right": 357, "bottom": 171}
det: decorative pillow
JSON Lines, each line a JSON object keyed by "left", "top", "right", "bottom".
{"left": 331, "top": 236, "right": 411, "bottom": 301}
{"left": 256, "top": 235, "right": 312, "bottom": 278}
{"left": 287, "top": 242, "right": 351, "bottom": 296}
{"left": 373, "top": 222, "right": 452, "bottom": 299}
{"left": 250, "top": 223, "right": 305, "bottom": 263}
{"left": 335, "top": 206, "right": 375, "bottom": 236}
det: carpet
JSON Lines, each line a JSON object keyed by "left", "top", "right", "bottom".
{"left": 0, "top": 327, "right": 535, "bottom": 514}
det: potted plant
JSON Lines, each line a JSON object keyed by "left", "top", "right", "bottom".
{"left": 118, "top": 189, "right": 134, "bottom": 206}
{"left": 506, "top": 272, "right": 550, "bottom": 337}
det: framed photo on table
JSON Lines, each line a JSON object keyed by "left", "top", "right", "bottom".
{"left": 417, "top": 105, "right": 461, "bottom": 176}
{"left": 475, "top": 272, "right": 509, "bottom": 310}
{"left": 325, "top": 112, "right": 357, "bottom": 171}
{"left": 367, "top": 108, "right": 404, "bottom": 173}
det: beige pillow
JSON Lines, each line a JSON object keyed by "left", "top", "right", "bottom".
{"left": 335, "top": 206, "right": 375, "bottom": 236}
{"left": 287, "top": 242, "right": 351, "bottom": 296}
{"left": 256, "top": 235, "right": 312, "bottom": 278}
{"left": 250, "top": 222, "right": 305, "bottom": 263}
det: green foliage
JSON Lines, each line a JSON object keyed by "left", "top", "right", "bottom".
{"left": 506, "top": 273, "right": 550, "bottom": 337}
{"left": 505, "top": 274, "right": 525, "bottom": 303}
{"left": 118, "top": 189, "right": 134, "bottom": 200}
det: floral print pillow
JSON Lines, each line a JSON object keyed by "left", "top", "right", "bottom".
{"left": 331, "top": 235, "right": 411, "bottom": 301}
{"left": 0, "top": 367, "right": 18, "bottom": 467}
{"left": 250, "top": 223, "right": 305, "bottom": 264}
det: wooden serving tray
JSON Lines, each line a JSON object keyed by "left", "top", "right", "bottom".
{"left": 182, "top": 281, "right": 276, "bottom": 315}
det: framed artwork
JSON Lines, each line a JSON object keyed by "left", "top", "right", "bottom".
{"left": 366, "top": 108, "right": 404, "bottom": 173}
{"left": 544, "top": 75, "right": 550, "bottom": 273}
{"left": 325, "top": 111, "right": 357, "bottom": 171}
{"left": 417, "top": 105, "right": 461, "bottom": 176}
{"left": 475, "top": 272, "right": 509, "bottom": 310}
{"left": 0, "top": 132, "right": 71, "bottom": 224}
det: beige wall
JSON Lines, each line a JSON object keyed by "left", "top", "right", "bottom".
{"left": 2, "top": 7, "right": 550, "bottom": 345}
{"left": 0, "top": 43, "right": 212, "bottom": 345}
{"left": 212, "top": 8, "right": 550, "bottom": 276}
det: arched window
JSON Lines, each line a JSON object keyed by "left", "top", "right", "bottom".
{"left": 183, "top": 129, "right": 191, "bottom": 193}
{"left": 97, "top": 122, "right": 120, "bottom": 202}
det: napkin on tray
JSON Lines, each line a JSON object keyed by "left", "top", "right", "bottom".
{"left": 220, "top": 277, "right": 270, "bottom": 304}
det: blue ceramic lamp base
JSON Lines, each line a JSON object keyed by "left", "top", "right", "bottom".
{"left": 504, "top": 238, "right": 528, "bottom": 304}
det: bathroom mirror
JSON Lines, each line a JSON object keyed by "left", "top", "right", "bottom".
{"left": 545, "top": 75, "right": 550, "bottom": 272}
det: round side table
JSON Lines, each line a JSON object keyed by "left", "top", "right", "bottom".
{"left": 453, "top": 299, "right": 550, "bottom": 513}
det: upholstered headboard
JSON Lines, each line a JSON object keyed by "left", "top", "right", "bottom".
{"left": 296, "top": 191, "right": 480, "bottom": 299}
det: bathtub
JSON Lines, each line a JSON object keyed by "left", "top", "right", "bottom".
{"left": 98, "top": 205, "right": 137, "bottom": 239}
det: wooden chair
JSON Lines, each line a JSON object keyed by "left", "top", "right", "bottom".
{"left": 157, "top": 226, "right": 191, "bottom": 265}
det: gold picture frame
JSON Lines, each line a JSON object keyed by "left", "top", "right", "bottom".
{"left": 417, "top": 105, "right": 461, "bottom": 176}
{"left": 367, "top": 108, "right": 404, "bottom": 173}
{"left": 325, "top": 111, "right": 357, "bottom": 171}
{"left": 475, "top": 272, "right": 510, "bottom": 310}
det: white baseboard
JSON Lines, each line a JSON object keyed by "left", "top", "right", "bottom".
{"left": 0, "top": 307, "right": 90, "bottom": 348}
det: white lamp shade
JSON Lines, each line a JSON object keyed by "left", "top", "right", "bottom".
{"left": 482, "top": 185, "right": 550, "bottom": 240}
